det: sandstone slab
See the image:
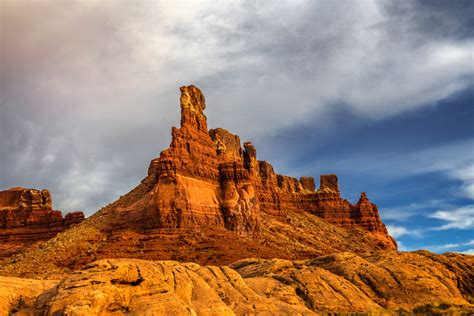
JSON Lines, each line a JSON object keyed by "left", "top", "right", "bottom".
{"left": 2, "top": 254, "right": 473, "bottom": 315}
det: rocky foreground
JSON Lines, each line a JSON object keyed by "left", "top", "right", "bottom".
{"left": 2, "top": 252, "right": 473, "bottom": 315}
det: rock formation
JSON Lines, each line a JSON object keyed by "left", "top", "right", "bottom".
{"left": 2, "top": 253, "right": 473, "bottom": 315}
{"left": 0, "top": 85, "right": 397, "bottom": 278}
{"left": 0, "top": 187, "right": 84, "bottom": 257}
{"left": 143, "top": 85, "right": 395, "bottom": 247}
{"left": 0, "top": 85, "right": 472, "bottom": 313}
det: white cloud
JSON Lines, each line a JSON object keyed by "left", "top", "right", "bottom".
{"left": 387, "top": 224, "right": 427, "bottom": 239}
{"left": 321, "top": 139, "right": 474, "bottom": 202}
{"left": 396, "top": 240, "right": 410, "bottom": 252}
{"left": 459, "top": 249, "right": 474, "bottom": 255}
{"left": 449, "top": 164, "right": 474, "bottom": 200}
{"left": 387, "top": 225, "right": 409, "bottom": 238}
{"left": 413, "top": 149, "right": 474, "bottom": 201}
{"left": 460, "top": 183, "right": 474, "bottom": 200}
{"left": 429, "top": 205, "right": 474, "bottom": 230}
{"left": 381, "top": 209, "right": 417, "bottom": 222}
{"left": 2, "top": 1, "right": 472, "bottom": 136}
{"left": 464, "top": 240, "right": 474, "bottom": 246}
{"left": 441, "top": 243, "right": 460, "bottom": 249}
{"left": 381, "top": 199, "right": 451, "bottom": 222}
{"left": 429, "top": 240, "right": 474, "bottom": 251}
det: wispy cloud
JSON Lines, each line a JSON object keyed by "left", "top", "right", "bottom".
{"left": 388, "top": 207, "right": 474, "bottom": 244}
{"left": 396, "top": 240, "right": 410, "bottom": 252}
{"left": 465, "top": 240, "right": 474, "bottom": 246}
{"left": 387, "top": 225, "right": 424, "bottom": 239}
{"left": 427, "top": 239, "right": 474, "bottom": 251}
{"left": 387, "top": 225, "right": 409, "bottom": 238}
{"left": 448, "top": 164, "right": 474, "bottom": 200}
{"left": 381, "top": 199, "right": 452, "bottom": 222}
{"left": 429, "top": 205, "right": 474, "bottom": 230}
{"left": 459, "top": 249, "right": 474, "bottom": 255}
{"left": 313, "top": 139, "right": 474, "bottom": 202}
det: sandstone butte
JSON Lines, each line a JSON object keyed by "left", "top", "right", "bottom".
{"left": 0, "top": 86, "right": 472, "bottom": 315}
{"left": 0, "top": 187, "right": 84, "bottom": 258}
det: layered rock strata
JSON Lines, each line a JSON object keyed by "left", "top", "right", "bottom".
{"left": 0, "top": 85, "right": 396, "bottom": 277}
{"left": 143, "top": 85, "right": 395, "bottom": 248}
{"left": 0, "top": 187, "right": 84, "bottom": 257}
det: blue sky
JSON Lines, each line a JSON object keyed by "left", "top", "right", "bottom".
{"left": 1, "top": 1, "right": 473, "bottom": 253}
{"left": 257, "top": 88, "right": 474, "bottom": 253}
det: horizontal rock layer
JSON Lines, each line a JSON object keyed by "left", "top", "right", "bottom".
{"left": 144, "top": 85, "right": 395, "bottom": 248}
{"left": 0, "top": 187, "right": 84, "bottom": 258}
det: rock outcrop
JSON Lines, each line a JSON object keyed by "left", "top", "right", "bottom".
{"left": 0, "top": 275, "right": 57, "bottom": 316}
{"left": 232, "top": 251, "right": 474, "bottom": 313}
{"left": 2, "top": 253, "right": 473, "bottom": 315}
{"left": 143, "top": 85, "right": 395, "bottom": 247}
{"left": 0, "top": 187, "right": 84, "bottom": 257}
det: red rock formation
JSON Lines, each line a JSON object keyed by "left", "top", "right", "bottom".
{"left": 0, "top": 187, "right": 84, "bottom": 257}
{"left": 0, "top": 86, "right": 395, "bottom": 258}
{"left": 300, "top": 176, "right": 316, "bottom": 192}
{"left": 139, "top": 85, "right": 395, "bottom": 248}
{"left": 0, "top": 85, "right": 399, "bottom": 278}
{"left": 140, "top": 86, "right": 260, "bottom": 234}
{"left": 298, "top": 177, "right": 395, "bottom": 248}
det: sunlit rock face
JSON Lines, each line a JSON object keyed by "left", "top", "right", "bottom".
{"left": 144, "top": 85, "right": 395, "bottom": 248}
{"left": 2, "top": 252, "right": 473, "bottom": 315}
{"left": 0, "top": 187, "right": 84, "bottom": 257}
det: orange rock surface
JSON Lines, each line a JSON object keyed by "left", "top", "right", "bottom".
{"left": 145, "top": 86, "right": 389, "bottom": 240}
{"left": 0, "top": 187, "right": 84, "bottom": 257}
{"left": 2, "top": 253, "right": 473, "bottom": 315}
{"left": 143, "top": 85, "right": 395, "bottom": 247}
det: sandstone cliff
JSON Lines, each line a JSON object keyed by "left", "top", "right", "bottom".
{"left": 141, "top": 85, "right": 395, "bottom": 247}
{"left": 0, "top": 86, "right": 396, "bottom": 278}
{"left": 0, "top": 187, "right": 84, "bottom": 257}
{"left": 2, "top": 253, "right": 473, "bottom": 315}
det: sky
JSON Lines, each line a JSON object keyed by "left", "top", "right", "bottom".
{"left": 1, "top": 0, "right": 473, "bottom": 254}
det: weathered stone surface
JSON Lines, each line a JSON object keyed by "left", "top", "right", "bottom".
{"left": 145, "top": 85, "right": 394, "bottom": 246}
{"left": 36, "top": 259, "right": 313, "bottom": 315}
{"left": 300, "top": 251, "right": 473, "bottom": 310}
{"left": 210, "top": 127, "right": 243, "bottom": 162}
{"left": 145, "top": 85, "right": 396, "bottom": 250}
{"left": 0, "top": 187, "right": 53, "bottom": 212}
{"left": 2, "top": 254, "right": 473, "bottom": 315}
{"left": 300, "top": 176, "right": 315, "bottom": 192}
{"left": 0, "top": 276, "right": 57, "bottom": 315}
{"left": 232, "top": 251, "right": 474, "bottom": 313}
{"left": 0, "top": 187, "right": 84, "bottom": 258}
